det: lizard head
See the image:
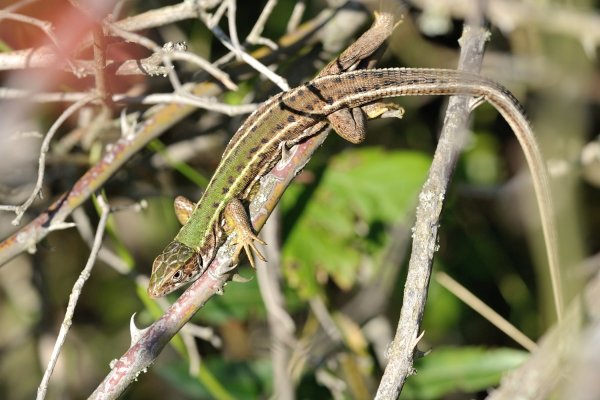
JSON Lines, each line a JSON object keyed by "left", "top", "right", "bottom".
{"left": 147, "top": 241, "right": 203, "bottom": 298}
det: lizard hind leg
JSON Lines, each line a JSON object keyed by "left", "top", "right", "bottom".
{"left": 328, "top": 108, "right": 367, "bottom": 144}
{"left": 329, "top": 102, "right": 404, "bottom": 144}
{"left": 223, "top": 198, "right": 266, "bottom": 268}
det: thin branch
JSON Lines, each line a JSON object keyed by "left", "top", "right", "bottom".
{"left": 36, "top": 193, "right": 110, "bottom": 400}
{"left": 181, "top": 331, "right": 201, "bottom": 376}
{"left": 106, "top": 22, "right": 237, "bottom": 90}
{"left": 436, "top": 272, "right": 538, "bottom": 352}
{"left": 197, "top": 6, "right": 290, "bottom": 90}
{"left": 92, "top": 24, "right": 113, "bottom": 107}
{"left": 182, "top": 323, "right": 222, "bottom": 348}
{"left": 486, "top": 269, "right": 600, "bottom": 399}
{"left": 287, "top": 0, "right": 306, "bottom": 33}
{"left": 375, "top": 21, "right": 489, "bottom": 399}
{"left": 255, "top": 211, "right": 297, "bottom": 399}
{"left": 0, "top": 88, "right": 257, "bottom": 115}
{"left": 6, "top": 94, "right": 96, "bottom": 225}
{"left": 71, "top": 207, "right": 131, "bottom": 274}
{"left": 226, "top": 0, "right": 242, "bottom": 58}
{"left": 142, "top": 92, "right": 257, "bottom": 115}
{"left": 168, "top": 51, "right": 237, "bottom": 91}
{"left": 113, "top": 0, "right": 222, "bottom": 33}
{"left": 246, "top": 0, "right": 279, "bottom": 49}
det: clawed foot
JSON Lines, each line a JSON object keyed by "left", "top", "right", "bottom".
{"left": 224, "top": 198, "right": 266, "bottom": 267}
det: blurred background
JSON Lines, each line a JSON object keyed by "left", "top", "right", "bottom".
{"left": 0, "top": 0, "right": 598, "bottom": 398}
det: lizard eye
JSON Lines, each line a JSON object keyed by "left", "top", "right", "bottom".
{"left": 172, "top": 270, "right": 183, "bottom": 282}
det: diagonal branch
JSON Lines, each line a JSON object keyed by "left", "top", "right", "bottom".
{"left": 88, "top": 125, "right": 331, "bottom": 400}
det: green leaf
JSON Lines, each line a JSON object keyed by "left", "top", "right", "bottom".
{"left": 282, "top": 147, "right": 430, "bottom": 298}
{"left": 403, "top": 346, "right": 529, "bottom": 399}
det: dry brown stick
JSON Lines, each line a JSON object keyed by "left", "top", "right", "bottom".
{"left": 92, "top": 24, "right": 113, "bottom": 107}
{"left": 375, "top": 21, "right": 489, "bottom": 399}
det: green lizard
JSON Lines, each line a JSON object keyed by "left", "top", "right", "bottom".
{"left": 147, "top": 14, "right": 562, "bottom": 320}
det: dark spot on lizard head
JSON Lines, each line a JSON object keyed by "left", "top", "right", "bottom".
{"left": 287, "top": 115, "right": 295, "bottom": 123}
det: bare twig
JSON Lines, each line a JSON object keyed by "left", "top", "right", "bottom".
{"left": 246, "top": 0, "right": 279, "bottom": 49}
{"left": 436, "top": 272, "right": 538, "bottom": 352}
{"left": 226, "top": 0, "right": 242, "bottom": 57}
{"left": 197, "top": 6, "right": 290, "bottom": 90}
{"left": 92, "top": 24, "right": 113, "bottom": 107}
{"left": 5, "top": 94, "right": 96, "bottom": 225}
{"left": 181, "top": 331, "right": 201, "bottom": 376}
{"left": 486, "top": 270, "right": 600, "bottom": 399}
{"left": 183, "top": 323, "right": 222, "bottom": 348}
{"left": 309, "top": 298, "right": 342, "bottom": 342}
{"left": 138, "top": 92, "right": 257, "bottom": 115}
{"left": 0, "top": 88, "right": 257, "bottom": 115}
{"left": 375, "top": 21, "right": 489, "bottom": 399}
{"left": 255, "top": 211, "right": 297, "bottom": 399}
{"left": 36, "top": 193, "right": 110, "bottom": 400}
{"left": 106, "top": 22, "right": 238, "bottom": 90}
{"left": 72, "top": 208, "right": 131, "bottom": 274}
{"left": 113, "top": 1, "right": 221, "bottom": 33}
{"left": 287, "top": 0, "right": 306, "bottom": 33}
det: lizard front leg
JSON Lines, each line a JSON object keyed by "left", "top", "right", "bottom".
{"left": 223, "top": 198, "right": 266, "bottom": 268}
{"left": 173, "top": 195, "right": 196, "bottom": 225}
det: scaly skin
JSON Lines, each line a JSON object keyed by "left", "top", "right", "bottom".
{"left": 147, "top": 67, "right": 561, "bottom": 318}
